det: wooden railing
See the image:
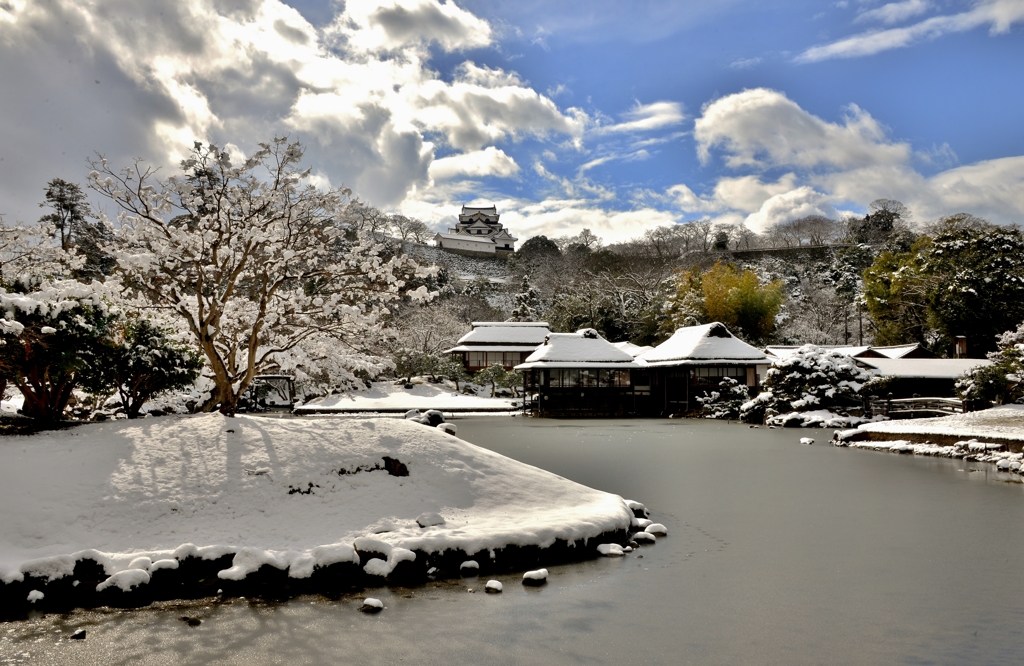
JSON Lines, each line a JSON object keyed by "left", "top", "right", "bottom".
{"left": 868, "top": 396, "right": 967, "bottom": 419}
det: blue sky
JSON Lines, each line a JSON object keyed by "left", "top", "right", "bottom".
{"left": 1, "top": 0, "right": 1022, "bottom": 243}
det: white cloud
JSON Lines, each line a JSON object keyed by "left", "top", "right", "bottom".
{"left": 743, "top": 187, "right": 838, "bottom": 233}
{"left": 797, "top": 0, "right": 1024, "bottom": 62}
{"left": 728, "top": 56, "right": 762, "bottom": 69}
{"left": 854, "top": 0, "right": 930, "bottom": 25}
{"left": 0, "top": 0, "right": 589, "bottom": 222}
{"left": 326, "top": 0, "right": 492, "bottom": 53}
{"left": 694, "top": 88, "right": 910, "bottom": 169}
{"left": 428, "top": 146, "right": 520, "bottom": 180}
{"left": 593, "top": 101, "right": 685, "bottom": 135}
{"left": 677, "top": 88, "right": 1024, "bottom": 232}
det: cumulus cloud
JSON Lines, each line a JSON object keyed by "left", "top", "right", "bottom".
{"left": 429, "top": 146, "right": 520, "bottom": 180}
{"left": 797, "top": 0, "right": 1024, "bottom": 62}
{"left": 694, "top": 88, "right": 910, "bottom": 170}
{"left": 680, "top": 88, "right": 1024, "bottom": 232}
{"left": 327, "top": 0, "right": 492, "bottom": 53}
{"left": 0, "top": 0, "right": 589, "bottom": 224}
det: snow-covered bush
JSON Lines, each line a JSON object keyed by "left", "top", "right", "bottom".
{"left": 696, "top": 377, "right": 751, "bottom": 419}
{"left": 740, "top": 345, "right": 871, "bottom": 423}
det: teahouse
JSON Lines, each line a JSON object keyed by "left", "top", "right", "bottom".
{"left": 638, "top": 322, "right": 770, "bottom": 414}
{"left": 446, "top": 321, "right": 551, "bottom": 372}
{"left": 516, "top": 329, "right": 645, "bottom": 417}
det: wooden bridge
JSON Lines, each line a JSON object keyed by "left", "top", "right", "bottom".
{"left": 868, "top": 396, "right": 967, "bottom": 419}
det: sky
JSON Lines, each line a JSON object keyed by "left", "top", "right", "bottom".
{"left": 1, "top": 0, "right": 1022, "bottom": 244}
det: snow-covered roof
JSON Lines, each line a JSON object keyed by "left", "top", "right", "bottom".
{"left": 612, "top": 341, "right": 654, "bottom": 357}
{"left": 446, "top": 345, "right": 540, "bottom": 353}
{"left": 857, "top": 358, "right": 992, "bottom": 379}
{"left": 765, "top": 343, "right": 932, "bottom": 360}
{"left": 872, "top": 344, "right": 930, "bottom": 359}
{"left": 455, "top": 322, "right": 551, "bottom": 346}
{"left": 766, "top": 345, "right": 872, "bottom": 359}
{"left": 516, "top": 329, "right": 641, "bottom": 369}
{"left": 640, "top": 323, "right": 769, "bottom": 366}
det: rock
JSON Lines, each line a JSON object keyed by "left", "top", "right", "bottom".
{"left": 623, "top": 500, "right": 649, "bottom": 518}
{"left": 359, "top": 598, "right": 384, "bottom": 613}
{"left": 460, "top": 560, "right": 480, "bottom": 575}
{"left": 634, "top": 518, "right": 653, "bottom": 529}
{"left": 403, "top": 384, "right": 414, "bottom": 390}
{"left": 623, "top": 546, "right": 633, "bottom": 553}
{"left": 632, "top": 531, "right": 656, "bottom": 544}
{"left": 522, "top": 568, "right": 548, "bottom": 586}
{"left": 404, "top": 409, "right": 421, "bottom": 419}
{"left": 645, "top": 523, "right": 668, "bottom": 537}
{"left": 70, "top": 629, "right": 87, "bottom": 640}
{"left": 27, "top": 590, "right": 43, "bottom": 603}
{"left": 597, "top": 543, "right": 625, "bottom": 557}
{"left": 436, "top": 423, "right": 457, "bottom": 436}
{"left": 416, "top": 512, "right": 446, "bottom": 528}
{"left": 485, "top": 580, "right": 503, "bottom": 593}
{"left": 180, "top": 616, "right": 202, "bottom": 627}
{"left": 628, "top": 541, "right": 639, "bottom": 549}
{"left": 800, "top": 437, "right": 814, "bottom": 446}
{"left": 423, "top": 409, "right": 445, "bottom": 426}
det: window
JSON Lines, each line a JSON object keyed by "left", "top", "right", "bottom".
{"left": 467, "top": 352, "right": 485, "bottom": 367}
{"left": 486, "top": 352, "right": 503, "bottom": 366}
{"left": 580, "top": 369, "right": 597, "bottom": 387}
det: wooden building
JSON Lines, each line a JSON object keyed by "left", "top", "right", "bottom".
{"left": 638, "top": 322, "right": 770, "bottom": 414}
{"left": 516, "top": 329, "right": 646, "bottom": 417}
{"left": 854, "top": 357, "right": 991, "bottom": 398}
{"left": 446, "top": 321, "right": 550, "bottom": 372}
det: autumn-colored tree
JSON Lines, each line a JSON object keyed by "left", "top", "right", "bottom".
{"left": 661, "top": 261, "right": 785, "bottom": 343}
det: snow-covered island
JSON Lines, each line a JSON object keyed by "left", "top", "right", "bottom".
{"left": 833, "top": 405, "right": 1024, "bottom": 473}
{"left": 0, "top": 414, "right": 644, "bottom": 617}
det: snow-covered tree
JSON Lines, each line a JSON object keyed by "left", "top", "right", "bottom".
{"left": 696, "top": 377, "right": 751, "bottom": 419}
{"left": 92, "top": 315, "right": 204, "bottom": 419}
{"left": 740, "top": 345, "right": 872, "bottom": 423}
{"left": 956, "top": 321, "right": 1024, "bottom": 407}
{"left": 509, "top": 275, "right": 541, "bottom": 322}
{"left": 0, "top": 217, "right": 82, "bottom": 282}
{"left": 0, "top": 278, "right": 116, "bottom": 420}
{"left": 89, "top": 138, "right": 436, "bottom": 415}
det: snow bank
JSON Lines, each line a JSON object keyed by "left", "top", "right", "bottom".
{"left": 0, "top": 414, "right": 633, "bottom": 592}
{"left": 296, "top": 381, "right": 515, "bottom": 413}
{"left": 854, "top": 405, "right": 1024, "bottom": 443}
{"left": 766, "top": 410, "right": 887, "bottom": 429}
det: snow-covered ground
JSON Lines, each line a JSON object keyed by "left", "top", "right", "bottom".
{"left": 296, "top": 380, "right": 517, "bottom": 413}
{"left": 0, "top": 414, "right": 632, "bottom": 592}
{"left": 853, "top": 405, "right": 1024, "bottom": 444}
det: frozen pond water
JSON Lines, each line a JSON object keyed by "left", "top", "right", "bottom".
{"left": 4, "top": 417, "right": 1024, "bottom": 665}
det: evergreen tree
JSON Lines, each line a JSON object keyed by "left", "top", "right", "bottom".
{"left": 509, "top": 276, "right": 542, "bottom": 321}
{"left": 92, "top": 317, "right": 204, "bottom": 418}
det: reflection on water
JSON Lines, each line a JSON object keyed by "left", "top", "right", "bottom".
{"left": 4, "top": 418, "right": 1024, "bottom": 665}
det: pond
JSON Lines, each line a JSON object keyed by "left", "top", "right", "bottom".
{"left": 4, "top": 417, "right": 1024, "bottom": 665}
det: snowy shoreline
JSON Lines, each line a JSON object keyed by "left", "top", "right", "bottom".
{"left": 0, "top": 414, "right": 652, "bottom": 618}
{"left": 832, "top": 405, "right": 1024, "bottom": 477}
